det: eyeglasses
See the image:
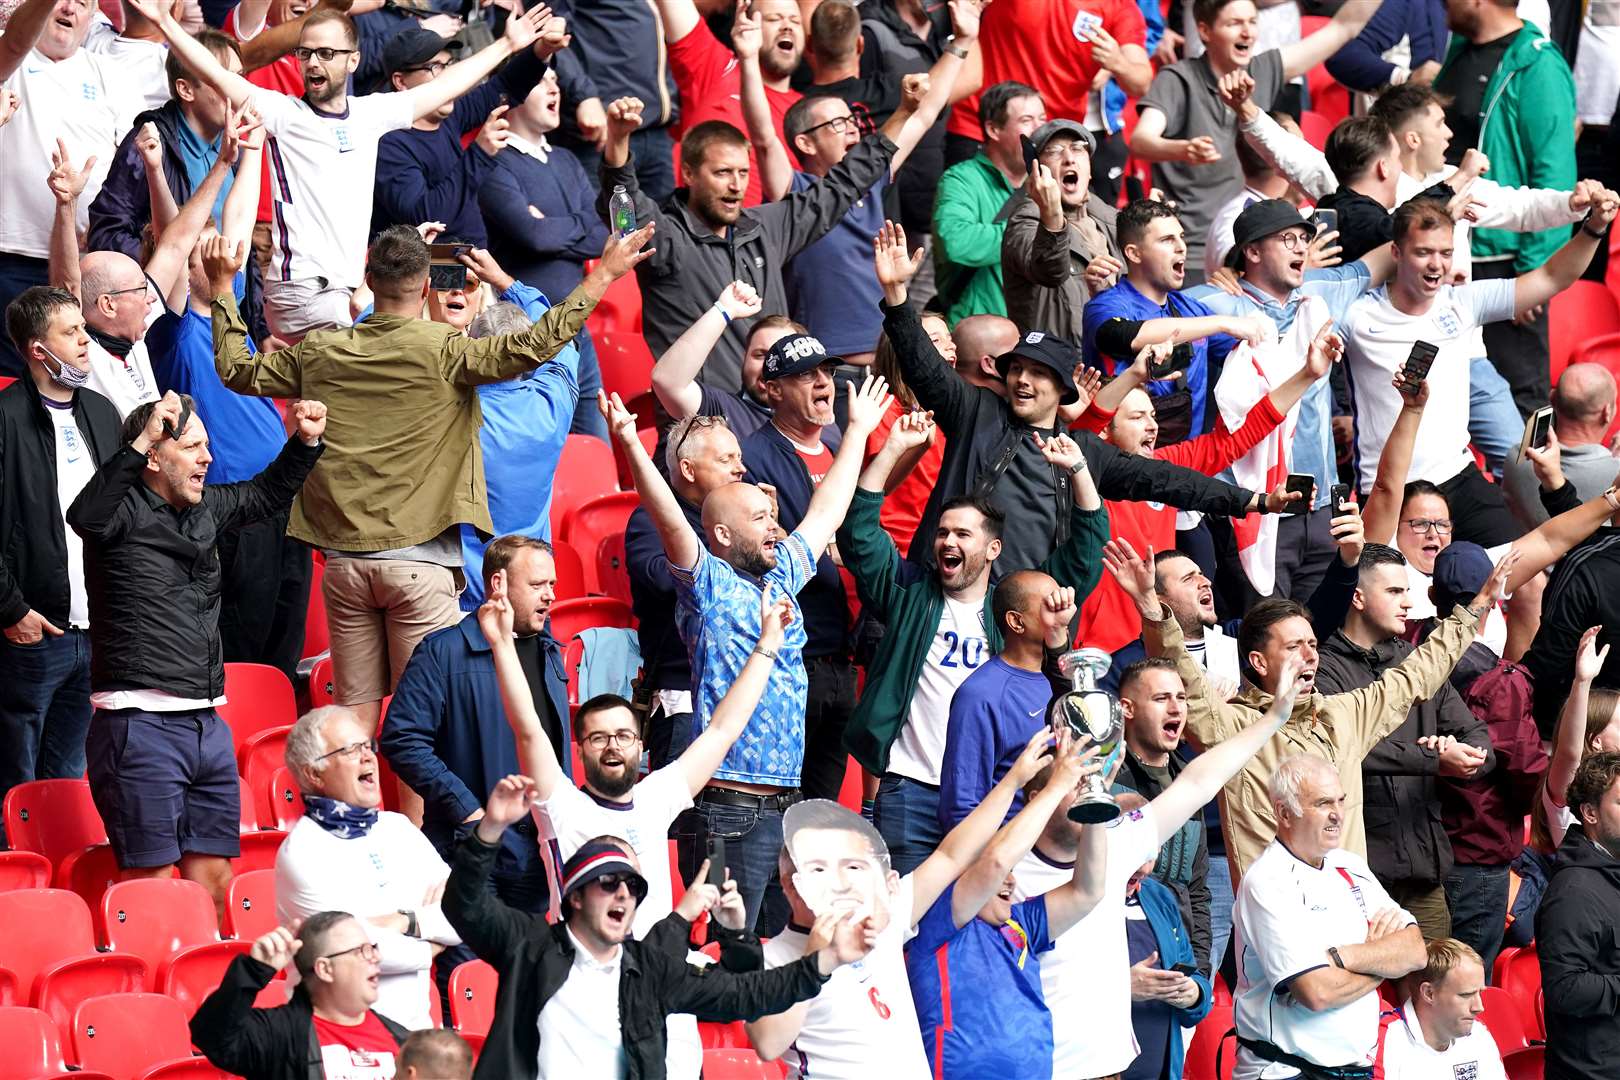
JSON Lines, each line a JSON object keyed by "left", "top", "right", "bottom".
{"left": 1270, "top": 231, "right": 1310, "bottom": 252}
{"left": 1402, "top": 518, "right": 1453, "bottom": 535}
{"left": 293, "top": 46, "right": 357, "bottom": 62}
{"left": 591, "top": 872, "right": 648, "bottom": 901}
{"left": 800, "top": 114, "right": 857, "bottom": 137}
{"left": 103, "top": 281, "right": 156, "bottom": 303}
{"left": 581, "top": 730, "right": 640, "bottom": 751}
{"left": 316, "top": 738, "right": 378, "bottom": 763}
{"left": 670, "top": 414, "right": 725, "bottom": 463}
{"left": 402, "top": 60, "right": 449, "bottom": 76}
{"left": 322, "top": 941, "right": 380, "bottom": 963}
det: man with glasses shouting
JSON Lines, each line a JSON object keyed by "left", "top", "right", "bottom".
{"left": 193, "top": 913, "right": 412, "bottom": 1080}
{"left": 276, "top": 704, "right": 463, "bottom": 1031}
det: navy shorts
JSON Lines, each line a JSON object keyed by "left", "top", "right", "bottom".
{"left": 86, "top": 708, "right": 242, "bottom": 869}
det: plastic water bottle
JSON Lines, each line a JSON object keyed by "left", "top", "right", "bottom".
{"left": 609, "top": 185, "right": 636, "bottom": 238}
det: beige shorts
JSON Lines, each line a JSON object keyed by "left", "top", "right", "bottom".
{"left": 262, "top": 276, "right": 354, "bottom": 343}
{"left": 322, "top": 558, "right": 464, "bottom": 706}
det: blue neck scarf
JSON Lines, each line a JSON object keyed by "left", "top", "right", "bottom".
{"left": 302, "top": 795, "right": 379, "bottom": 839}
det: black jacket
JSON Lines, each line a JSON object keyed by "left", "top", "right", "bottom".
{"left": 0, "top": 381, "right": 121, "bottom": 628}
{"left": 1315, "top": 179, "right": 1456, "bottom": 263}
{"left": 1522, "top": 497, "right": 1620, "bottom": 736}
{"left": 66, "top": 435, "right": 321, "bottom": 698}
{"left": 1116, "top": 747, "right": 1213, "bottom": 975}
{"left": 1535, "top": 823, "right": 1620, "bottom": 1080}
{"left": 443, "top": 830, "right": 832, "bottom": 1080}
{"left": 1314, "top": 628, "right": 1495, "bottom": 887}
{"left": 85, "top": 100, "right": 270, "bottom": 346}
{"left": 881, "top": 300, "right": 1256, "bottom": 575}
{"left": 191, "top": 953, "right": 411, "bottom": 1080}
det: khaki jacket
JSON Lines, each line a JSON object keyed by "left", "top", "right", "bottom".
{"left": 212, "top": 287, "right": 593, "bottom": 551}
{"left": 1145, "top": 603, "right": 1482, "bottom": 887}
{"left": 1000, "top": 191, "right": 1120, "bottom": 341}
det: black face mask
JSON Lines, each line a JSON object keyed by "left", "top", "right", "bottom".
{"left": 86, "top": 323, "right": 134, "bottom": 359}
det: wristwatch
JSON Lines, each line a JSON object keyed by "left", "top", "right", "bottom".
{"left": 1327, "top": 946, "right": 1345, "bottom": 969}
{"left": 399, "top": 909, "right": 419, "bottom": 939}
{"left": 1581, "top": 210, "right": 1610, "bottom": 241}
{"left": 944, "top": 35, "right": 969, "bottom": 59}
{"left": 1604, "top": 485, "right": 1620, "bottom": 512}
{"left": 1069, "top": 458, "right": 1089, "bottom": 477}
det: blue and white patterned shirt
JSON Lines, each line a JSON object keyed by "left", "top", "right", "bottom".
{"left": 671, "top": 532, "right": 816, "bottom": 786}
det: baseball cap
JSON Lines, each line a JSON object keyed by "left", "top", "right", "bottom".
{"left": 1030, "top": 118, "right": 1096, "bottom": 157}
{"left": 762, "top": 332, "right": 842, "bottom": 381}
{"left": 382, "top": 29, "right": 462, "bottom": 80}
{"left": 994, "top": 330, "right": 1081, "bottom": 405}
{"left": 1224, "top": 198, "right": 1317, "bottom": 270}
{"left": 1431, "top": 542, "right": 1493, "bottom": 612}
{"left": 559, "top": 840, "right": 649, "bottom": 903}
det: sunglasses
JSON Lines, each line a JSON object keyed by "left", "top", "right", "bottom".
{"left": 591, "top": 872, "right": 648, "bottom": 902}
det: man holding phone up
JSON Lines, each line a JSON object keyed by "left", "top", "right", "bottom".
{"left": 1340, "top": 196, "right": 1619, "bottom": 548}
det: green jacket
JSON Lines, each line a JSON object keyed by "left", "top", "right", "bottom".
{"left": 837, "top": 486, "right": 1109, "bottom": 775}
{"left": 931, "top": 152, "right": 1015, "bottom": 325}
{"left": 212, "top": 287, "right": 593, "bottom": 551}
{"left": 1438, "top": 21, "right": 1576, "bottom": 270}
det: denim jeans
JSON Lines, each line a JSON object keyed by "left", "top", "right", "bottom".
{"left": 569, "top": 325, "right": 609, "bottom": 440}
{"left": 1469, "top": 356, "right": 1524, "bottom": 477}
{"left": 1444, "top": 863, "right": 1510, "bottom": 980}
{"left": 1208, "top": 853, "right": 1236, "bottom": 987}
{"left": 873, "top": 775, "right": 945, "bottom": 877}
{"left": 0, "top": 629, "right": 92, "bottom": 841}
{"left": 673, "top": 795, "right": 791, "bottom": 937}
{"left": 0, "top": 253, "right": 49, "bottom": 376}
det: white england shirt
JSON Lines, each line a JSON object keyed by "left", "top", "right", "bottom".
{"left": 1379, "top": 999, "right": 1507, "bottom": 1080}
{"left": 889, "top": 597, "right": 990, "bottom": 785}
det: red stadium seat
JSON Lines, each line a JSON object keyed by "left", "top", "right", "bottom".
{"left": 306, "top": 653, "right": 336, "bottom": 708}
{"left": 238, "top": 777, "right": 259, "bottom": 833}
{"left": 547, "top": 596, "right": 634, "bottom": 645}
{"left": 837, "top": 757, "right": 864, "bottom": 814}
{"left": 69, "top": 992, "right": 195, "bottom": 1075}
{"left": 0, "top": 376, "right": 14, "bottom": 390}
{"left": 159, "top": 940, "right": 254, "bottom": 1019}
{"left": 223, "top": 869, "right": 279, "bottom": 941}
{"left": 550, "top": 435, "right": 618, "bottom": 538}
{"left": 218, "top": 663, "right": 299, "bottom": 751}
{"left": 1478, "top": 985, "right": 1529, "bottom": 1051}
{"left": 1183, "top": 1002, "right": 1236, "bottom": 1080}
{"left": 1502, "top": 1045, "right": 1544, "bottom": 1080}
{"left": 0, "top": 1005, "right": 74, "bottom": 1079}
{"left": 253, "top": 978, "right": 288, "bottom": 1009}
{"left": 0, "top": 969, "right": 15, "bottom": 1006}
{"left": 1492, "top": 945, "right": 1519, "bottom": 986}
{"left": 0, "top": 850, "right": 51, "bottom": 892}
{"left": 238, "top": 726, "right": 294, "bottom": 826}
{"left": 1550, "top": 280, "right": 1620, "bottom": 384}
{"left": 449, "top": 959, "right": 497, "bottom": 1037}
{"left": 266, "top": 767, "right": 305, "bottom": 831}
{"left": 698, "top": 1020, "right": 749, "bottom": 1049}
{"left": 1298, "top": 109, "right": 1333, "bottom": 150}
{"left": 548, "top": 539, "right": 588, "bottom": 603}
{"left": 703, "top": 1049, "right": 787, "bottom": 1079}
{"left": 564, "top": 636, "right": 585, "bottom": 707}
{"left": 597, "top": 532, "right": 632, "bottom": 605}
{"left": 99, "top": 879, "right": 219, "bottom": 989}
{"left": 0, "top": 888, "right": 97, "bottom": 1001}
{"left": 560, "top": 491, "right": 640, "bottom": 595}
{"left": 4, "top": 779, "right": 107, "bottom": 869}
{"left": 593, "top": 328, "right": 657, "bottom": 401}
{"left": 34, "top": 953, "right": 148, "bottom": 1036}
{"left": 303, "top": 553, "right": 329, "bottom": 662}
{"left": 136, "top": 1059, "right": 234, "bottom": 1080}
{"left": 1497, "top": 944, "right": 1543, "bottom": 1040}
{"left": 589, "top": 265, "right": 644, "bottom": 334}
{"left": 55, "top": 843, "right": 159, "bottom": 914}
{"left": 231, "top": 830, "right": 288, "bottom": 876}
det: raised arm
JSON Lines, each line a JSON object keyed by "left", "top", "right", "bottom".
{"left": 128, "top": 0, "right": 258, "bottom": 106}
{"left": 1128, "top": 106, "right": 1223, "bottom": 167}
{"left": 1362, "top": 376, "right": 1426, "bottom": 543}
{"left": 1508, "top": 482, "right": 1620, "bottom": 591}
{"left": 1266, "top": 322, "right": 1341, "bottom": 416}
{"left": 222, "top": 109, "right": 263, "bottom": 248}
{"left": 1043, "top": 798, "right": 1110, "bottom": 936}
{"left": 794, "top": 374, "right": 894, "bottom": 557}
{"left": 732, "top": 2, "right": 793, "bottom": 202}
{"left": 476, "top": 584, "right": 569, "bottom": 801}
{"left": 1512, "top": 194, "right": 1619, "bottom": 318}
{"left": 45, "top": 141, "right": 91, "bottom": 298}
{"left": 654, "top": 282, "right": 763, "bottom": 420}
{"left": 0, "top": 0, "right": 57, "bottom": 81}
{"left": 448, "top": 775, "right": 548, "bottom": 959}
{"left": 401, "top": 6, "right": 557, "bottom": 124}
{"left": 1279, "top": 0, "right": 1386, "bottom": 81}
{"left": 653, "top": 0, "right": 701, "bottom": 44}
{"left": 674, "top": 589, "right": 790, "bottom": 796}
{"left": 1221, "top": 71, "right": 1338, "bottom": 201}
{"left": 1548, "top": 627, "right": 1609, "bottom": 807}
{"left": 147, "top": 108, "right": 250, "bottom": 312}
{"left": 235, "top": 0, "right": 355, "bottom": 72}
{"left": 133, "top": 124, "right": 180, "bottom": 239}
{"left": 599, "top": 389, "right": 703, "bottom": 570}
{"left": 874, "top": 221, "right": 976, "bottom": 429}
{"left": 881, "top": 0, "right": 977, "bottom": 173}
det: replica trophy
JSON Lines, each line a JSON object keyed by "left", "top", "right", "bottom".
{"left": 1051, "top": 648, "right": 1125, "bottom": 824}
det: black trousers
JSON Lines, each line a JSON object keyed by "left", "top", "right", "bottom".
{"left": 800, "top": 656, "right": 858, "bottom": 803}
{"left": 1474, "top": 257, "right": 1550, "bottom": 418}
{"left": 216, "top": 509, "right": 312, "bottom": 681}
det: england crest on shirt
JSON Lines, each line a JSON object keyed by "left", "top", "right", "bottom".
{"left": 1434, "top": 309, "right": 1461, "bottom": 338}
{"left": 1452, "top": 1063, "right": 1478, "bottom": 1080}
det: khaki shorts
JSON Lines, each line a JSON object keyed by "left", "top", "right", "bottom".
{"left": 322, "top": 558, "right": 463, "bottom": 706}
{"left": 262, "top": 276, "right": 354, "bottom": 343}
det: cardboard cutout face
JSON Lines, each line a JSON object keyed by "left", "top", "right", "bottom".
{"left": 783, "top": 800, "right": 899, "bottom": 929}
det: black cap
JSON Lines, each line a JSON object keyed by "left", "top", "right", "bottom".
{"left": 995, "top": 330, "right": 1081, "bottom": 405}
{"left": 762, "top": 332, "right": 842, "bottom": 381}
{"left": 381, "top": 28, "right": 463, "bottom": 80}
{"left": 1030, "top": 118, "right": 1096, "bottom": 157}
{"left": 1224, "top": 198, "right": 1316, "bottom": 270}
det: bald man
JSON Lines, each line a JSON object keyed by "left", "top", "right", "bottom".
{"left": 1503, "top": 362, "right": 1620, "bottom": 528}
{"left": 951, "top": 314, "right": 1019, "bottom": 395}
{"left": 601, "top": 375, "right": 893, "bottom": 932}
{"left": 937, "top": 568, "right": 1078, "bottom": 829}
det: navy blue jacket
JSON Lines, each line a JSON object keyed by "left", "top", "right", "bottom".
{"left": 379, "top": 613, "right": 571, "bottom": 876}
{"left": 740, "top": 421, "right": 847, "bottom": 659}
{"left": 1324, "top": 0, "right": 1448, "bottom": 93}
{"left": 1132, "top": 875, "right": 1215, "bottom": 1080}
{"left": 478, "top": 141, "right": 609, "bottom": 304}
{"left": 370, "top": 48, "right": 549, "bottom": 244}
{"left": 626, "top": 499, "right": 704, "bottom": 694}
{"left": 547, "top": 0, "right": 677, "bottom": 140}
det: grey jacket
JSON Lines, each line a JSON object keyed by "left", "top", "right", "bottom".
{"left": 598, "top": 134, "right": 897, "bottom": 393}
{"left": 1000, "top": 191, "right": 1121, "bottom": 341}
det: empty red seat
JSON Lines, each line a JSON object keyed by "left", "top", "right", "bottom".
{"left": 1497, "top": 943, "right": 1544, "bottom": 1040}
{"left": 589, "top": 266, "right": 643, "bottom": 333}
{"left": 223, "top": 869, "right": 278, "bottom": 941}
{"left": 34, "top": 953, "right": 148, "bottom": 1036}
{"left": 4, "top": 779, "right": 107, "bottom": 869}
{"left": 218, "top": 663, "right": 298, "bottom": 751}
{"left": 0, "top": 969, "right": 14, "bottom": 1006}
{"left": 69, "top": 992, "right": 196, "bottom": 1075}
{"left": 237, "top": 777, "right": 258, "bottom": 834}
{"left": 551, "top": 539, "right": 588, "bottom": 602}
{"left": 55, "top": 843, "right": 156, "bottom": 914}
{"left": 0, "top": 889, "right": 97, "bottom": 1001}
{"left": 159, "top": 940, "right": 254, "bottom": 1019}
{"left": 136, "top": 1059, "right": 234, "bottom": 1080}
{"left": 703, "top": 1048, "right": 787, "bottom": 1079}
{"left": 549, "top": 435, "right": 618, "bottom": 539}
{"left": 1502, "top": 1044, "right": 1544, "bottom": 1080}
{"left": 547, "top": 596, "right": 634, "bottom": 645}
{"left": 593, "top": 328, "right": 656, "bottom": 401}
{"left": 0, "top": 1004, "right": 76, "bottom": 1080}
{"left": 1183, "top": 1001, "right": 1235, "bottom": 1080}
{"left": 1298, "top": 109, "right": 1333, "bottom": 151}
{"left": 1478, "top": 984, "right": 1528, "bottom": 1051}
{"left": 596, "top": 532, "right": 632, "bottom": 605}
{"left": 266, "top": 767, "right": 305, "bottom": 831}
{"left": 237, "top": 726, "right": 293, "bottom": 826}
{"left": 448, "top": 958, "right": 497, "bottom": 1037}
{"left": 99, "top": 879, "right": 219, "bottom": 990}
{"left": 559, "top": 491, "right": 640, "bottom": 595}
{"left": 303, "top": 554, "right": 329, "bottom": 662}
{"left": 305, "top": 653, "right": 336, "bottom": 708}
{"left": 0, "top": 850, "right": 51, "bottom": 892}
{"left": 231, "top": 830, "right": 288, "bottom": 876}
{"left": 1550, "top": 280, "right": 1620, "bottom": 384}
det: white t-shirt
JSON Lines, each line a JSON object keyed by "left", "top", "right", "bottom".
{"left": 83, "top": 295, "right": 166, "bottom": 420}
{"left": 1233, "top": 840, "right": 1416, "bottom": 1079}
{"left": 0, "top": 48, "right": 133, "bottom": 259}
{"left": 890, "top": 597, "right": 990, "bottom": 785}
{"left": 537, "top": 927, "right": 629, "bottom": 1080}
{"left": 275, "top": 813, "right": 461, "bottom": 1030}
{"left": 1012, "top": 804, "right": 1164, "bottom": 1078}
{"left": 45, "top": 398, "right": 97, "bottom": 629}
{"left": 1379, "top": 999, "right": 1507, "bottom": 1080}
{"left": 1575, "top": 1, "right": 1620, "bottom": 122}
{"left": 1342, "top": 281, "right": 1517, "bottom": 491}
{"left": 83, "top": 17, "right": 171, "bottom": 112}
{"left": 760, "top": 875, "right": 929, "bottom": 1080}
{"left": 253, "top": 89, "right": 413, "bottom": 289}
{"left": 1542, "top": 782, "right": 1576, "bottom": 850}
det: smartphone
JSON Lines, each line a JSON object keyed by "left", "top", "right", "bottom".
{"left": 162, "top": 401, "right": 191, "bottom": 441}
{"left": 1329, "top": 482, "right": 1351, "bottom": 513}
{"left": 1021, "top": 133, "right": 1039, "bottom": 175}
{"left": 1284, "top": 473, "right": 1314, "bottom": 515}
{"left": 428, "top": 242, "right": 472, "bottom": 262}
{"left": 1521, "top": 406, "right": 1554, "bottom": 457}
{"left": 428, "top": 263, "right": 468, "bottom": 291}
{"left": 1400, "top": 340, "right": 1440, "bottom": 386}
{"left": 706, "top": 836, "right": 727, "bottom": 889}
{"left": 1171, "top": 961, "right": 1199, "bottom": 977}
{"left": 1149, "top": 342, "right": 1194, "bottom": 380}
{"left": 1313, "top": 208, "right": 1338, "bottom": 236}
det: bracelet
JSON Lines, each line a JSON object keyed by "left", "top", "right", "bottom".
{"left": 944, "top": 35, "right": 969, "bottom": 58}
{"left": 1605, "top": 486, "right": 1620, "bottom": 511}
{"left": 399, "top": 909, "right": 419, "bottom": 939}
{"left": 753, "top": 645, "right": 778, "bottom": 661}
{"left": 1582, "top": 210, "right": 1609, "bottom": 241}
{"left": 1069, "top": 459, "right": 1088, "bottom": 476}
{"left": 1327, "top": 946, "right": 1345, "bottom": 969}
{"left": 712, "top": 303, "right": 732, "bottom": 324}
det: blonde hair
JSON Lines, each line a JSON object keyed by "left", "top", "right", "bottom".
{"left": 1405, "top": 937, "right": 1483, "bottom": 997}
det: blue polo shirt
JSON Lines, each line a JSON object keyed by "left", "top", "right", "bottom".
{"left": 907, "top": 883, "right": 1056, "bottom": 1080}
{"left": 1187, "top": 261, "right": 1373, "bottom": 510}
{"left": 784, "top": 170, "right": 891, "bottom": 356}
{"left": 1081, "top": 278, "right": 1230, "bottom": 437}
{"left": 671, "top": 532, "right": 816, "bottom": 786}
{"left": 937, "top": 657, "right": 1055, "bottom": 829}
